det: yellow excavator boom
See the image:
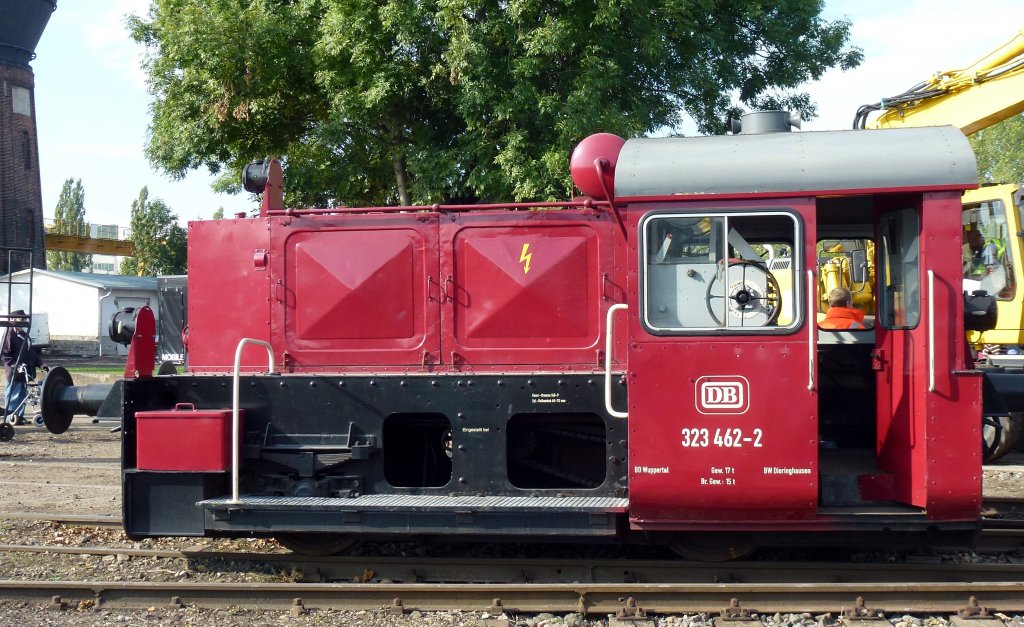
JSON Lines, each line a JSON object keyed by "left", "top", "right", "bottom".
{"left": 856, "top": 28, "right": 1024, "bottom": 134}
{"left": 854, "top": 27, "right": 1024, "bottom": 461}
{"left": 854, "top": 27, "right": 1024, "bottom": 351}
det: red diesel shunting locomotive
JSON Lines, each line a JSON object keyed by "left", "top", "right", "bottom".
{"left": 45, "top": 111, "right": 995, "bottom": 557}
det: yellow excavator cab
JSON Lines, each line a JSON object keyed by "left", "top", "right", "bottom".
{"left": 858, "top": 27, "right": 1024, "bottom": 350}
{"left": 816, "top": 240, "right": 875, "bottom": 320}
{"left": 964, "top": 184, "right": 1024, "bottom": 346}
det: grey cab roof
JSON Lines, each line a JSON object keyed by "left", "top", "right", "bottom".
{"left": 614, "top": 126, "right": 978, "bottom": 199}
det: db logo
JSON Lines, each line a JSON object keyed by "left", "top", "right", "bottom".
{"left": 695, "top": 376, "right": 749, "bottom": 415}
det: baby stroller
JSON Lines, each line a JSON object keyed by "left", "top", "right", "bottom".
{"left": 0, "top": 365, "right": 44, "bottom": 441}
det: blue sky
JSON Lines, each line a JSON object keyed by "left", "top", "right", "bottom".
{"left": 32, "top": 0, "right": 255, "bottom": 228}
{"left": 28, "top": 0, "right": 1024, "bottom": 228}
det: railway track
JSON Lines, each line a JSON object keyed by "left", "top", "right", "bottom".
{"left": 0, "top": 579, "right": 1022, "bottom": 614}
{"left": 0, "top": 516, "right": 1023, "bottom": 619}
{"left": 1, "top": 509, "right": 1022, "bottom": 553}
{"left": 0, "top": 512, "right": 120, "bottom": 527}
{"left": 4, "top": 542, "right": 1024, "bottom": 584}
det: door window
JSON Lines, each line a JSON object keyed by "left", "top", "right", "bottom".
{"left": 878, "top": 208, "right": 921, "bottom": 329}
{"left": 641, "top": 211, "right": 801, "bottom": 333}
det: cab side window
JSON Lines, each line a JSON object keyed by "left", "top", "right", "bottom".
{"left": 642, "top": 211, "right": 800, "bottom": 333}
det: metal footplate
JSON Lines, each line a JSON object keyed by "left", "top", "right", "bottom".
{"left": 199, "top": 494, "right": 629, "bottom": 536}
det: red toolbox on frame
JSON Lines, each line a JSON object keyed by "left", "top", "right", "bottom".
{"left": 136, "top": 404, "right": 242, "bottom": 471}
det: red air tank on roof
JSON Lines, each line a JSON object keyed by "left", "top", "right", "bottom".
{"left": 570, "top": 133, "right": 624, "bottom": 200}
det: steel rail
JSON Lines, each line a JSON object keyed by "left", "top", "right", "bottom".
{"left": 2, "top": 544, "right": 1024, "bottom": 586}
{"left": 0, "top": 456, "right": 119, "bottom": 465}
{"left": 0, "top": 509, "right": 1021, "bottom": 544}
{"left": 0, "top": 580, "right": 1022, "bottom": 613}
{"left": 0, "top": 512, "right": 120, "bottom": 527}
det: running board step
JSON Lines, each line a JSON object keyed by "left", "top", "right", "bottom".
{"left": 201, "top": 494, "right": 628, "bottom": 511}
{"left": 199, "top": 495, "right": 628, "bottom": 536}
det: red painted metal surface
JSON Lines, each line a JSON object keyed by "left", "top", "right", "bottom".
{"left": 186, "top": 219, "right": 273, "bottom": 371}
{"left": 871, "top": 193, "right": 981, "bottom": 519}
{"left": 188, "top": 209, "right": 621, "bottom": 373}
{"left": 136, "top": 404, "right": 236, "bottom": 471}
{"left": 625, "top": 200, "right": 819, "bottom": 527}
{"left": 570, "top": 132, "right": 624, "bottom": 200}
{"left": 627, "top": 342, "right": 819, "bottom": 525}
{"left": 274, "top": 215, "right": 439, "bottom": 367}
{"left": 620, "top": 190, "right": 981, "bottom": 527}
{"left": 874, "top": 322, "right": 924, "bottom": 504}
{"left": 257, "top": 159, "right": 284, "bottom": 216}
{"left": 919, "top": 192, "right": 982, "bottom": 519}
{"left": 181, "top": 181, "right": 981, "bottom": 529}
{"left": 264, "top": 199, "right": 607, "bottom": 215}
{"left": 441, "top": 211, "right": 614, "bottom": 367}
{"left": 870, "top": 198, "right": 925, "bottom": 508}
{"left": 123, "top": 305, "right": 155, "bottom": 379}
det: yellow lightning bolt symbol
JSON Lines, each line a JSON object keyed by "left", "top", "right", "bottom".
{"left": 519, "top": 243, "right": 532, "bottom": 275}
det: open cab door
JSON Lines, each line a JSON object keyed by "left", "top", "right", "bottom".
{"left": 626, "top": 202, "right": 820, "bottom": 528}
{"left": 869, "top": 195, "right": 982, "bottom": 519}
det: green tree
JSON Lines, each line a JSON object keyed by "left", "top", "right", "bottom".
{"left": 211, "top": 207, "right": 225, "bottom": 220}
{"left": 969, "top": 113, "right": 1024, "bottom": 184}
{"left": 129, "top": 0, "right": 861, "bottom": 206}
{"left": 120, "top": 187, "right": 187, "bottom": 276}
{"left": 46, "top": 178, "right": 92, "bottom": 272}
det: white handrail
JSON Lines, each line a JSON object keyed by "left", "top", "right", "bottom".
{"left": 928, "top": 270, "right": 936, "bottom": 393}
{"left": 807, "top": 269, "right": 816, "bottom": 391}
{"left": 230, "top": 338, "right": 276, "bottom": 504}
{"left": 605, "top": 304, "right": 628, "bottom": 418}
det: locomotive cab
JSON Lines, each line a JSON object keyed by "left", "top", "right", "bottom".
{"left": 614, "top": 121, "right": 982, "bottom": 546}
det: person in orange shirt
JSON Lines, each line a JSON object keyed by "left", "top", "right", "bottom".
{"left": 820, "top": 287, "right": 865, "bottom": 330}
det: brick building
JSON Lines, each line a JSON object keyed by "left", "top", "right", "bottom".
{"left": 0, "top": 0, "right": 56, "bottom": 274}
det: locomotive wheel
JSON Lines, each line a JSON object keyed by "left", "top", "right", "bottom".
{"left": 983, "top": 412, "right": 1024, "bottom": 463}
{"left": 274, "top": 533, "right": 357, "bottom": 556}
{"left": 667, "top": 533, "right": 758, "bottom": 561}
{"left": 0, "top": 422, "right": 13, "bottom": 441}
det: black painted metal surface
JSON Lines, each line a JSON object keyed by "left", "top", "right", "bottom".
{"left": 0, "top": 0, "right": 56, "bottom": 67}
